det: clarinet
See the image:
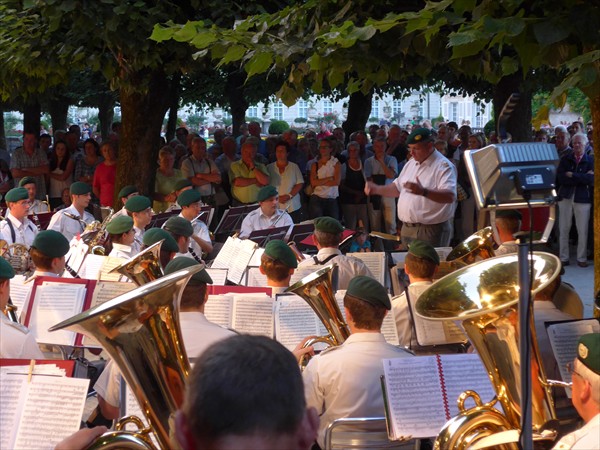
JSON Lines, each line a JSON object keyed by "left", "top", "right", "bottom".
{"left": 188, "top": 246, "right": 204, "bottom": 264}
{"left": 64, "top": 262, "right": 81, "bottom": 279}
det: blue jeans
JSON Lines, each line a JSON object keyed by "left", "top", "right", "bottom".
{"left": 309, "top": 196, "right": 339, "bottom": 220}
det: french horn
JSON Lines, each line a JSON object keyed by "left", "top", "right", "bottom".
{"left": 415, "top": 252, "right": 562, "bottom": 450}
{"left": 0, "top": 239, "right": 32, "bottom": 274}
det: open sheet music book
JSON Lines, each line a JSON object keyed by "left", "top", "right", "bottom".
{"left": 205, "top": 268, "right": 228, "bottom": 286}
{"left": 0, "top": 363, "right": 89, "bottom": 450}
{"left": 382, "top": 354, "right": 496, "bottom": 439}
{"left": 204, "top": 292, "right": 274, "bottom": 337}
{"left": 211, "top": 236, "right": 258, "bottom": 284}
{"left": 347, "top": 252, "right": 387, "bottom": 286}
{"left": 82, "top": 254, "right": 126, "bottom": 281}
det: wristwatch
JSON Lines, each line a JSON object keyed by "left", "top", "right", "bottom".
{"left": 422, "top": 188, "right": 429, "bottom": 198}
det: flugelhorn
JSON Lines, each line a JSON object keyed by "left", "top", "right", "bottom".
{"left": 50, "top": 265, "right": 202, "bottom": 450}
{"left": 109, "top": 240, "right": 164, "bottom": 286}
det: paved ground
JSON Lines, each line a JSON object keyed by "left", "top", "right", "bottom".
{"left": 561, "top": 258, "right": 595, "bottom": 318}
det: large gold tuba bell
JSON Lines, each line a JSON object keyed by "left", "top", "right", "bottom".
{"left": 415, "top": 252, "right": 561, "bottom": 450}
{"left": 446, "top": 226, "right": 496, "bottom": 265}
{"left": 109, "top": 240, "right": 164, "bottom": 286}
{"left": 49, "top": 265, "right": 202, "bottom": 449}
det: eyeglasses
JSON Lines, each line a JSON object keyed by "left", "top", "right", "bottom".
{"left": 566, "top": 362, "right": 583, "bottom": 379}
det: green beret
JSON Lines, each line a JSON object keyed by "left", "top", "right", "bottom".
{"left": 174, "top": 178, "right": 193, "bottom": 191}
{"left": 257, "top": 185, "right": 278, "bottom": 203}
{"left": 18, "top": 176, "right": 36, "bottom": 187}
{"left": 106, "top": 215, "right": 134, "bottom": 235}
{"left": 31, "top": 230, "right": 70, "bottom": 257}
{"left": 118, "top": 185, "right": 139, "bottom": 199}
{"left": 346, "top": 276, "right": 391, "bottom": 310}
{"left": 496, "top": 209, "right": 522, "bottom": 220}
{"left": 264, "top": 240, "right": 298, "bottom": 269}
{"left": 408, "top": 240, "right": 440, "bottom": 265}
{"left": 164, "top": 216, "right": 193, "bottom": 238}
{"left": 407, "top": 127, "right": 432, "bottom": 145}
{"left": 0, "top": 257, "right": 15, "bottom": 279}
{"left": 314, "top": 217, "right": 344, "bottom": 234}
{"left": 70, "top": 181, "right": 92, "bottom": 195}
{"left": 577, "top": 333, "right": 600, "bottom": 375}
{"left": 5, "top": 187, "right": 29, "bottom": 203}
{"left": 125, "top": 195, "right": 151, "bottom": 213}
{"left": 178, "top": 189, "right": 202, "bottom": 207}
{"left": 142, "top": 228, "right": 179, "bottom": 253}
{"left": 164, "top": 257, "right": 213, "bottom": 285}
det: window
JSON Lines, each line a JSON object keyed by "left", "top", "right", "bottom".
{"left": 323, "top": 99, "right": 333, "bottom": 114}
{"left": 247, "top": 106, "right": 259, "bottom": 118}
{"left": 451, "top": 102, "right": 458, "bottom": 121}
{"left": 273, "top": 101, "right": 283, "bottom": 120}
{"left": 392, "top": 100, "right": 402, "bottom": 117}
{"left": 371, "top": 98, "right": 380, "bottom": 118}
{"left": 297, "top": 100, "right": 308, "bottom": 119}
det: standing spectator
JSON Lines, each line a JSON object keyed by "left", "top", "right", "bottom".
{"left": 365, "top": 137, "right": 398, "bottom": 235}
{"left": 339, "top": 141, "right": 369, "bottom": 231}
{"left": 47, "top": 140, "right": 75, "bottom": 209}
{"left": 316, "top": 121, "right": 332, "bottom": 140}
{"left": 74, "top": 138, "right": 102, "bottom": 185}
{"left": 248, "top": 121, "right": 268, "bottom": 158}
{"left": 554, "top": 126, "right": 572, "bottom": 159}
{"left": 93, "top": 142, "right": 117, "bottom": 207}
{"left": 556, "top": 133, "right": 594, "bottom": 267}
{"left": 0, "top": 160, "right": 13, "bottom": 196}
{"left": 10, "top": 131, "right": 49, "bottom": 199}
{"left": 229, "top": 141, "right": 269, "bottom": 205}
{"left": 153, "top": 146, "right": 184, "bottom": 213}
{"left": 267, "top": 141, "right": 305, "bottom": 223}
{"left": 181, "top": 137, "right": 221, "bottom": 207}
{"left": 308, "top": 138, "right": 341, "bottom": 219}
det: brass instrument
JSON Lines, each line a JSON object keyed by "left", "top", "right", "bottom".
{"left": 0, "top": 239, "right": 32, "bottom": 274}
{"left": 109, "top": 240, "right": 164, "bottom": 286}
{"left": 415, "top": 252, "right": 562, "bottom": 450}
{"left": 44, "top": 195, "right": 51, "bottom": 212}
{"left": 288, "top": 241, "right": 306, "bottom": 262}
{"left": 50, "top": 264, "right": 202, "bottom": 450}
{"left": 445, "top": 227, "right": 496, "bottom": 265}
{"left": 82, "top": 207, "right": 115, "bottom": 255}
{"left": 285, "top": 265, "right": 350, "bottom": 365}
{"left": 3, "top": 298, "right": 19, "bottom": 322}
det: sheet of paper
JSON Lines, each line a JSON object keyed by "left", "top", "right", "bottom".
{"left": 211, "top": 236, "right": 237, "bottom": 269}
{"left": 275, "top": 294, "right": 320, "bottom": 350}
{"left": 205, "top": 268, "right": 228, "bottom": 286}
{"left": 228, "top": 239, "right": 258, "bottom": 285}
{"left": 231, "top": 294, "right": 274, "bottom": 337}
{"left": 8, "top": 274, "right": 31, "bottom": 313}
{"left": 0, "top": 374, "right": 24, "bottom": 450}
{"left": 347, "top": 252, "right": 386, "bottom": 285}
{"left": 248, "top": 247, "right": 265, "bottom": 267}
{"left": 247, "top": 267, "right": 316, "bottom": 288}
{"left": 99, "top": 256, "right": 128, "bottom": 282}
{"left": 381, "top": 310, "right": 400, "bottom": 345}
{"left": 82, "top": 254, "right": 107, "bottom": 280}
{"left": 204, "top": 295, "right": 234, "bottom": 328}
{"left": 390, "top": 252, "right": 408, "bottom": 266}
{"left": 66, "top": 240, "right": 88, "bottom": 275}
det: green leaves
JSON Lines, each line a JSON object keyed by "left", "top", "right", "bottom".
{"left": 245, "top": 52, "right": 273, "bottom": 77}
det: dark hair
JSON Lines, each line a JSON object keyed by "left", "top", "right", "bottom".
{"left": 183, "top": 335, "right": 305, "bottom": 445}
{"left": 30, "top": 247, "right": 55, "bottom": 271}
{"left": 405, "top": 252, "right": 437, "bottom": 279}
{"left": 50, "top": 140, "right": 70, "bottom": 171}
{"left": 84, "top": 138, "right": 100, "bottom": 155}
{"left": 496, "top": 216, "right": 520, "bottom": 235}
{"left": 275, "top": 140, "right": 290, "bottom": 153}
{"left": 260, "top": 254, "right": 291, "bottom": 282}
{"left": 180, "top": 284, "right": 208, "bottom": 309}
{"left": 313, "top": 229, "right": 341, "bottom": 248}
{"left": 343, "top": 294, "right": 386, "bottom": 330}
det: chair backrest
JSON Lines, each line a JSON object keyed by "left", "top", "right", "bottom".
{"left": 323, "top": 417, "right": 420, "bottom": 450}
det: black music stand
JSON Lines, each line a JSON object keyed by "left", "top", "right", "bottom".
{"left": 287, "top": 223, "right": 315, "bottom": 252}
{"left": 198, "top": 205, "right": 213, "bottom": 226}
{"left": 213, "top": 204, "right": 259, "bottom": 241}
{"left": 247, "top": 225, "right": 291, "bottom": 247}
{"left": 148, "top": 210, "right": 180, "bottom": 229}
{"left": 28, "top": 211, "right": 54, "bottom": 230}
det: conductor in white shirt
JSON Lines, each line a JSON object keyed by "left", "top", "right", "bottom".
{"left": 239, "top": 185, "right": 293, "bottom": 239}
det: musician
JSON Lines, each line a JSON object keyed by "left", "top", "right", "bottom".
{"left": 124, "top": 195, "right": 153, "bottom": 254}
{"left": 141, "top": 227, "right": 179, "bottom": 269}
{"left": 110, "top": 185, "right": 139, "bottom": 220}
{"left": 239, "top": 185, "right": 293, "bottom": 239}
{"left": 176, "top": 335, "right": 319, "bottom": 450}
{"left": 18, "top": 176, "right": 49, "bottom": 214}
{"left": 163, "top": 216, "right": 195, "bottom": 256}
{"left": 297, "top": 217, "right": 373, "bottom": 290}
{"left": 494, "top": 209, "right": 521, "bottom": 255}
{"left": 0, "top": 187, "right": 38, "bottom": 248}
{"left": 303, "top": 276, "right": 412, "bottom": 448}
{"left": 94, "top": 257, "right": 235, "bottom": 420}
{"left": 553, "top": 333, "right": 600, "bottom": 450}
{"left": 0, "top": 257, "right": 44, "bottom": 358}
{"left": 177, "top": 189, "right": 213, "bottom": 258}
{"left": 47, "top": 181, "right": 95, "bottom": 242}
{"left": 391, "top": 239, "right": 439, "bottom": 348}
{"left": 260, "top": 239, "right": 298, "bottom": 295}
{"left": 105, "top": 215, "right": 135, "bottom": 259}
{"left": 29, "top": 230, "right": 70, "bottom": 278}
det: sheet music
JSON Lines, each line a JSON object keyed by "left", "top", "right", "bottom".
{"left": 247, "top": 267, "right": 316, "bottom": 288}
{"left": 248, "top": 247, "right": 265, "bottom": 267}
{"left": 228, "top": 239, "right": 258, "bottom": 285}
{"left": 99, "top": 256, "right": 128, "bottom": 281}
{"left": 204, "top": 295, "right": 234, "bottom": 328}
{"left": 65, "top": 240, "right": 88, "bottom": 274}
{"left": 0, "top": 374, "right": 23, "bottom": 450}
{"left": 8, "top": 274, "right": 31, "bottom": 313}
{"left": 347, "top": 252, "right": 386, "bottom": 285}
{"left": 211, "top": 236, "right": 237, "bottom": 269}
{"left": 231, "top": 294, "right": 274, "bottom": 337}
{"left": 390, "top": 252, "right": 408, "bottom": 266}
{"left": 28, "top": 283, "right": 87, "bottom": 346}
{"left": 205, "top": 268, "right": 228, "bottom": 286}
{"left": 274, "top": 294, "right": 320, "bottom": 350}
{"left": 381, "top": 311, "right": 400, "bottom": 345}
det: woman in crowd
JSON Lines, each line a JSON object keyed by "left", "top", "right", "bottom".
{"left": 74, "top": 138, "right": 102, "bottom": 185}
{"left": 267, "top": 141, "right": 305, "bottom": 223}
{"left": 48, "top": 140, "right": 75, "bottom": 209}
{"left": 0, "top": 159, "right": 13, "bottom": 196}
{"left": 93, "top": 142, "right": 117, "bottom": 207}
{"left": 153, "top": 146, "right": 184, "bottom": 213}
{"left": 339, "top": 141, "right": 369, "bottom": 230}
{"left": 308, "top": 138, "right": 341, "bottom": 219}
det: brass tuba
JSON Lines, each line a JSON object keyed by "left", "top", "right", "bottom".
{"left": 49, "top": 264, "right": 202, "bottom": 449}
{"left": 446, "top": 226, "right": 496, "bottom": 265}
{"left": 109, "top": 240, "right": 164, "bottom": 286}
{"left": 415, "top": 252, "right": 561, "bottom": 450}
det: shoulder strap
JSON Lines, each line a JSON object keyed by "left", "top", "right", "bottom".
{"left": 5, "top": 219, "right": 16, "bottom": 243}
{"left": 312, "top": 253, "right": 337, "bottom": 265}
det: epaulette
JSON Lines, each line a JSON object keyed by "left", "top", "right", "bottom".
{"left": 6, "top": 320, "right": 31, "bottom": 335}
{"left": 318, "top": 345, "right": 342, "bottom": 356}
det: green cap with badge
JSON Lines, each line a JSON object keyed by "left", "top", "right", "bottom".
{"left": 118, "top": 185, "right": 139, "bottom": 199}
{"left": 257, "top": 185, "right": 278, "bottom": 203}
{"left": 346, "top": 275, "right": 391, "bottom": 310}
{"left": 407, "top": 127, "right": 433, "bottom": 145}
{"left": 164, "top": 257, "right": 213, "bottom": 285}
{"left": 496, "top": 209, "right": 522, "bottom": 220}
{"left": 577, "top": 333, "right": 600, "bottom": 375}
{"left": 31, "top": 230, "right": 70, "bottom": 258}
{"left": 142, "top": 228, "right": 179, "bottom": 253}
{"left": 178, "top": 189, "right": 202, "bottom": 207}
{"left": 408, "top": 240, "right": 440, "bottom": 265}
{"left": 5, "top": 187, "right": 29, "bottom": 203}
{"left": 18, "top": 176, "right": 36, "bottom": 187}
{"left": 314, "top": 217, "right": 344, "bottom": 234}
{"left": 164, "top": 216, "right": 193, "bottom": 238}
{"left": 0, "top": 257, "right": 15, "bottom": 279}
{"left": 125, "top": 195, "right": 151, "bottom": 213}
{"left": 70, "top": 181, "right": 92, "bottom": 195}
{"left": 174, "top": 178, "right": 193, "bottom": 191}
{"left": 106, "top": 215, "right": 134, "bottom": 235}
{"left": 264, "top": 240, "right": 298, "bottom": 269}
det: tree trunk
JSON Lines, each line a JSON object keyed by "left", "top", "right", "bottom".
{"left": 342, "top": 90, "right": 373, "bottom": 141}
{"left": 116, "top": 71, "right": 171, "bottom": 208}
{"left": 165, "top": 74, "right": 181, "bottom": 143}
{"left": 591, "top": 93, "right": 599, "bottom": 304}
{"left": 492, "top": 73, "right": 532, "bottom": 142}
{"left": 98, "top": 93, "right": 115, "bottom": 142}
{"left": 48, "top": 95, "right": 69, "bottom": 133}
{"left": 226, "top": 70, "right": 249, "bottom": 139}
{"left": 23, "top": 98, "right": 41, "bottom": 135}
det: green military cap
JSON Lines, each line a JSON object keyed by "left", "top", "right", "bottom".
{"left": 257, "top": 185, "right": 278, "bottom": 203}
{"left": 5, "top": 187, "right": 29, "bottom": 203}
{"left": 70, "top": 181, "right": 92, "bottom": 195}
{"left": 408, "top": 240, "right": 440, "bottom": 265}
{"left": 31, "top": 230, "right": 70, "bottom": 258}
{"left": 142, "top": 228, "right": 179, "bottom": 253}
{"left": 106, "top": 215, "right": 134, "bottom": 235}
{"left": 314, "top": 216, "right": 344, "bottom": 234}
{"left": 577, "top": 333, "right": 600, "bottom": 375}
{"left": 164, "top": 216, "right": 193, "bottom": 238}
{"left": 125, "top": 195, "right": 151, "bottom": 213}
{"left": 118, "top": 185, "right": 139, "bottom": 199}
{"left": 164, "top": 257, "right": 213, "bottom": 286}
{"left": 0, "top": 257, "right": 15, "bottom": 280}
{"left": 407, "top": 127, "right": 433, "bottom": 145}
{"left": 174, "top": 178, "right": 193, "bottom": 191}
{"left": 18, "top": 176, "right": 36, "bottom": 187}
{"left": 496, "top": 209, "right": 522, "bottom": 220}
{"left": 178, "top": 189, "right": 202, "bottom": 207}
{"left": 264, "top": 240, "right": 298, "bottom": 269}
{"left": 346, "top": 275, "right": 391, "bottom": 310}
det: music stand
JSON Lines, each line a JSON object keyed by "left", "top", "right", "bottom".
{"left": 199, "top": 205, "right": 213, "bottom": 227}
{"left": 28, "top": 211, "right": 53, "bottom": 230}
{"left": 148, "top": 210, "right": 180, "bottom": 229}
{"left": 213, "top": 204, "right": 259, "bottom": 241}
{"left": 288, "top": 223, "right": 315, "bottom": 252}
{"left": 247, "top": 225, "right": 291, "bottom": 247}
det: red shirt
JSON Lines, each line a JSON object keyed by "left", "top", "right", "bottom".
{"left": 93, "top": 162, "right": 116, "bottom": 206}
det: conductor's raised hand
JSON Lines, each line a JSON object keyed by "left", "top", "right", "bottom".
{"left": 403, "top": 176, "right": 426, "bottom": 196}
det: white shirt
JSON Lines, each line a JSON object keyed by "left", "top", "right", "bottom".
{"left": 391, "top": 281, "right": 432, "bottom": 348}
{"left": 267, "top": 161, "right": 304, "bottom": 212}
{"left": 29, "top": 199, "right": 50, "bottom": 214}
{"left": 239, "top": 207, "right": 293, "bottom": 239}
{"left": 109, "top": 207, "right": 128, "bottom": 221}
{"left": 297, "top": 248, "right": 373, "bottom": 291}
{"left": 108, "top": 243, "right": 133, "bottom": 260}
{"left": 178, "top": 213, "right": 211, "bottom": 258}
{"left": 303, "top": 333, "right": 412, "bottom": 448}
{"left": 0, "top": 313, "right": 45, "bottom": 359}
{"left": 313, "top": 157, "right": 339, "bottom": 199}
{"left": 47, "top": 205, "right": 95, "bottom": 242}
{"left": 553, "top": 413, "right": 600, "bottom": 449}
{"left": 131, "top": 226, "right": 144, "bottom": 255}
{"left": 393, "top": 150, "right": 457, "bottom": 224}
{"left": 0, "top": 213, "right": 38, "bottom": 247}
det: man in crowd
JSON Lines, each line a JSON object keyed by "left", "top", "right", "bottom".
{"left": 365, "top": 128, "right": 457, "bottom": 247}
{"left": 177, "top": 189, "right": 213, "bottom": 259}
{"left": 48, "top": 181, "right": 95, "bottom": 242}
{"left": 10, "top": 131, "right": 49, "bottom": 200}
{"left": 259, "top": 239, "right": 298, "bottom": 295}
{"left": 303, "top": 276, "right": 412, "bottom": 448}
{"left": 19, "top": 176, "right": 50, "bottom": 214}
{"left": 555, "top": 126, "right": 572, "bottom": 159}
{"left": 248, "top": 121, "right": 268, "bottom": 158}
{"left": 229, "top": 141, "right": 270, "bottom": 205}
{"left": 239, "top": 185, "right": 293, "bottom": 239}
{"left": 181, "top": 137, "right": 221, "bottom": 207}
{"left": 0, "top": 187, "right": 38, "bottom": 249}
{"left": 125, "top": 195, "right": 153, "bottom": 254}
{"left": 494, "top": 209, "right": 522, "bottom": 255}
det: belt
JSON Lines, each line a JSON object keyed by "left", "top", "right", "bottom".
{"left": 402, "top": 221, "right": 445, "bottom": 228}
